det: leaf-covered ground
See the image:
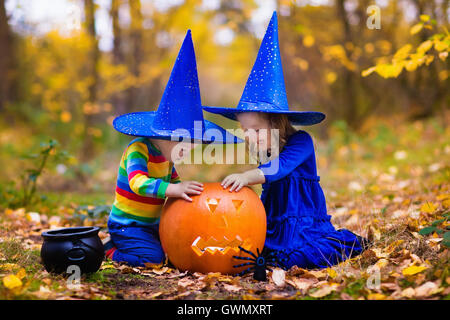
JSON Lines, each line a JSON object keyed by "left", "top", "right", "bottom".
{"left": 0, "top": 116, "right": 449, "bottom": 300}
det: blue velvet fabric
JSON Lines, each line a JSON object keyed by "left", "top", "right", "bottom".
{"left": 258, "top": 130, "right": 365, "bottom": 269}
{"left": 107, "top": 220, "right": 165, "bottom": 267}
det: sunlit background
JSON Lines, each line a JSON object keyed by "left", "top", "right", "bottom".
{"left": 0, "top": 0, "right": 448, "bottom": 208}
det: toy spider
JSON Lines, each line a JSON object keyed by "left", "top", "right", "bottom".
{"left": 233, "top": 246, "right": 287, "bottom": 281}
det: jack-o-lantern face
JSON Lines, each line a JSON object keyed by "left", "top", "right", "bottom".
{"left": 159, "top": 182, "right": 267, "bottom": 274}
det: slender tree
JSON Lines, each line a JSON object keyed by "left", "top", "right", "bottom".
{"left": 335, "top": 0, "right": 359, "bottom": 128}
{"left": 110, "top": 0, "right": 126, "bottom": 114}
{"left": 0, "top": 0, "right": 12, "bottom": 112}
{"left": 127, "top": 0, "right": 143, "bottom": 111}
{"left": 81, "top": 0, "right": 100, "bottom": 160}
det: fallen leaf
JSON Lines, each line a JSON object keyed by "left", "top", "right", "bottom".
{"left": 167, "top": 271, "right": 188, "bottom": 279}
{"left": 26, "top": 212, "right": 41, "bottom": 224}
{"left": 414, "top": 281, "right": 440, "bottom": 298}
{"left": 0, "top": 263, "right": 20, "bottom": 271}
{"left": 149, "top": 292, "right": 163, "bottom": 299}
{"left": 401, "top": 287, "right": 415, "bottom": 298}
{"left": 308, "top": 269, "right": 327, "bottom": 280}
{"left": 309, "top": 283, "right": 338, "bottom": 298}
{"left": 402, "top": 265, "right": 428, "bottom": 276}
{"left": 143, "top": 262, "right": 164, "bottom": 269}
{"left": 380, "top": 282, "right": 399, "bottom": 291}
{"left": 420, "top": 202, "right": 437, "bottom": 214}
{"left": 177, "top": 278, "right": 195, "bottom": 288}
{"left": 326, "top": 268, "right": 338, "bottom": 279}
{"left": 152, "top": 267, "right": 170, "bottom": 275}
{"left": 375, "top": 258, "right": 389, "bottom": 269}
{"left": 223, "top": 283, "right": 242, "bottom": 293}
{"left": 16, "top": 268, "right": 26, "bottom": 280}
{"left": 287, "top": 278, "right": 317, "bottom": 293}
{"left": 367, "top": 293, "right": 387, "bottom": 300}
{"left": 3, "top": 274, "right": 22, "bottom": 290}
{"left": 271, "top": 268, "right": 286, "bottom": 287}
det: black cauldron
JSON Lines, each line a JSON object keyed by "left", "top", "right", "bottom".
{"left": 41, "top": 226, "right": 104, "bottom": 274}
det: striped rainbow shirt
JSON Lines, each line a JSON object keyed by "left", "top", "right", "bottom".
{"left": 109, "top": 137, "right": 181, "bottom": 225}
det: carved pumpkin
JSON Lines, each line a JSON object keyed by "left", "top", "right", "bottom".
{"left": 159, "top": 182, "right": 266, "bottom": 274}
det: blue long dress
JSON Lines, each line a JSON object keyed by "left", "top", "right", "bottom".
{"left": 257, "top": 130, "right": 366, "bottom": 269}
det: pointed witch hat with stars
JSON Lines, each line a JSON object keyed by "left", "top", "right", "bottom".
{"left": 113, "top": 30, "right": 242, "bottom": 144}
{"left": 203, "top": 11, "right": 325, "bottom": 126}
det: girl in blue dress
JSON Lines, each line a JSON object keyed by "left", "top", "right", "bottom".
{"left": 203, "top": 12, "right": 369, "bottom": 269}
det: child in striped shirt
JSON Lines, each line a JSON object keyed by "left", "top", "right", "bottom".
{"left": 104, "top": 137, "right": 203, "bottom": 266}
{"left": 104, "top": 30, "right": 241, "bottom": 267}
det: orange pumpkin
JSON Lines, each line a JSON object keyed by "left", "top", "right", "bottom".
{"left": 159, "top": 182, "right": 266, "bottom": 274}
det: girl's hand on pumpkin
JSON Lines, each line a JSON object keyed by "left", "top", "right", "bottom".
{"left": 165, "top": 181, "right": 203, "bottom": 202}
{"left": 221, "top": 173, "right": 249, "bottom": 192}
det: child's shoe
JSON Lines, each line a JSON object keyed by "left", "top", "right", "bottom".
{"left": 102, "top": 236, "right": 117, "bottom": 260}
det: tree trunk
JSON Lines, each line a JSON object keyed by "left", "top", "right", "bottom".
{"left": 0, "top": 0, "right": 12, "bottom": 112}
{"left": 127, "top": 0, "right": 143, "bottom": 111}
{"left": 110, "top": 0, "right": 126, "bottom": 115}
{"left": 81, "top": 0, "right": 100, "bottom": 161}
{"left": 335, "top": 0, "right": 358, "bottom": 129}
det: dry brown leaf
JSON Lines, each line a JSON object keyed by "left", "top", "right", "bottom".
{"left": 287, "top": 277, "right": 317, "bottom": 293}
{"left": 177, "top": 278, "right": 195, "bottom": 289}
{"left": 380, "top": 282, "right": 399, "bottom": 291}
{"left": 401, "top": 287, "right": 415, "bottom": 298}
{"left": 151, "top": 267, "right": 171, "bottom": 275}
{"left": 308, "top": 269, "right": 327, "bottom": 280}
{"left": 223, "top": 283, "right": 242, "bottom": 293}
{"left": 143, "top": 262, "right": 164, "bottom": 269}
{"left": 309, "top": 283, "right": 338, "bottom": 298}
{"left": 414, "top": 281, "right": 440, "bottom": 298}
{"left": 167, "top": 270, "right": 188, "bottom": 279}
{"left": 149, "top": 291, "right": 163, "bottom": 299}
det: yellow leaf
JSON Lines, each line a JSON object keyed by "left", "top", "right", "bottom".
{"left": 394, "top": 44, "right": 412, "bottom": 61}
{"left": 417, "top": 40, "right": 433, "bottom": 53}
{"left": 410, "top": 23, "right": 423, "bottom": 35}
{"left": 404, "top": 59, "right": 419, "bottom": 72}
{"left": 3, "top": 274, "right": 22, "bottom": 290}
{"left": 303, "top": 35, "right": 315, "bottom": 48}
{"left": 326, "top": 268, "right": 338, "bottom": 279}
{"left": 16, "top": 268, "right": 26, "bottom": 280}
{"left": 375, "top": 63, "right": 404, "bottom": 78}
{"left": 367, "top": 293, "right": 386, "bottom": 300}
{"left": 0, "top": 263, "right": 20, "bottom": 271}
{"left": 442, "top": 199, "right": 450, "bottom": 209}
{"left": 361, "top": 66, "right": 376, "bottom": 77}
{"left": 434, "top": 40, "right": 448, "bottom": 52}
{"left": 384, "top": 239, "right": 404, "bottom": 254}
{"left": 420, "top": 15, "right": 430, "bottom": 22}
{"left": 375, "top": 258, "right": 389, "bottom": 269}
{"left": 420, "top": 202, "right": 437, "bottom": 213}
{"left": 402, "top": 265, "right": 427, "bottom": 276}
{"left": 436, "top": 194, "right": 450, "bottom": 201}
{"left": 424, "top": 55, "right": 434, "bottom": 66}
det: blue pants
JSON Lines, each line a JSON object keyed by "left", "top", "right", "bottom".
{"left": 107, "top": 220, "right": 165, "bottom": 267}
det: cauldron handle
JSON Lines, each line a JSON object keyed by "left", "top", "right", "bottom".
{"left": 78, "top": 239, "right": 105, "bottom": 256}
{"left": 66, "top": 247, "right": 86, "bottom": 262}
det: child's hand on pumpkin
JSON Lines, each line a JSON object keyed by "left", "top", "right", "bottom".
{"left": 221, "top": 169, "right": 266, "bottom": 192}
{"left": 221, "top": 173, "right": 249, "bottom": 192}
{"left": 165, "top": 181, "right": 203, "bottom": 202}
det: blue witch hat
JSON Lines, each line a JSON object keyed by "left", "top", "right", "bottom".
{"left": 113, "top": 30, "right": 241, "bottom": 144}
{"left": 203, "top": 12, "right": 325, "bottom": 126}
